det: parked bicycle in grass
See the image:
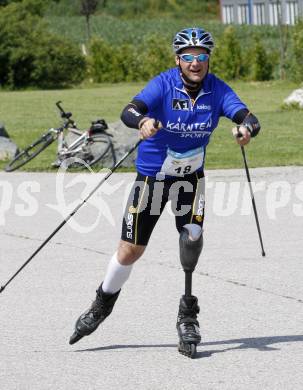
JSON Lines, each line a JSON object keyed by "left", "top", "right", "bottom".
{"left": 5, "top": 101, "right": 116, "bottom": 172}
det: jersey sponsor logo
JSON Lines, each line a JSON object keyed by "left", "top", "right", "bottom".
{"left": 196, "top": 104, "right": 211, "bottom": 111}
{"left": 165, "top": 117, "right": 212, "bottom": 138}
{"left": 194, "top": 194, "right": 205, "bottom": 222}
{"left": 172, "top": 99, "right": 190, "bottom": 111}
{"left": 128, "top": 107, "right": 141, "bottom": 117}
{"left": 126, "top": 212, "right": 134, "bottom": 239}
{"left": 197, "top": 194, "right": 205, "bottom": 216}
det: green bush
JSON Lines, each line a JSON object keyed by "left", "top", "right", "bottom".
{"left": 0, "top": 0, "right": 32, "bottom": 8}
{"left": 89, "top": 35, "right": 174, "bottom": 83}
{"left": 211, "top": 26, "right": 247, "bottom": 80}
{"left": 0, "top": 0, "right": 86, "bottom": 88}
{"left": 89, "top": 38, "right": 125, "bottom": 82}
{"left": 288, "top": 19, "right": 303, "bottom": 82}
{"left": 117, "top": 43, "right": 142, "bottom": 82}
{"left": 31, "top": 36, "right": 86, "bottom": 88}
{"left": 250, "top": 37, "right": 274, "bottom": 81}
{"left": 136, "top": 35, "right": 174, "bottom": 80}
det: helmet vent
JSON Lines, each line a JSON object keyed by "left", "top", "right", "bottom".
{"left": 173, "top": 27, "right": 214, "bottom": 54}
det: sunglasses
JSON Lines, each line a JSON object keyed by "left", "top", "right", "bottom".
{"left": 178, "top": 53, "right": 209, "bottom": 63}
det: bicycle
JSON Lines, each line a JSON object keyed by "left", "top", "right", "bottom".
{"left": 5, "top": 101, "right": 116, "bottom": 172}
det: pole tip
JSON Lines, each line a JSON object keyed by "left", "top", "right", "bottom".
{"left": 262, "top": 251, "right": 266, "bottom": 257}
{"left": 0, "top": 286, "right": 5, "bottom": 293}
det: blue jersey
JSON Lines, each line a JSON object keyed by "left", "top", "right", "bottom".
{"left": 134, "top": 67, "right": 247, "bottom": 177}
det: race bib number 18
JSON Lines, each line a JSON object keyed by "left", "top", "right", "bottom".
{"left": 160, "top": 146, "right": 204, "bottom": 177}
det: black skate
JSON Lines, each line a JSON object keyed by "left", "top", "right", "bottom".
{"left": 176, "top": 295, "right": 201, "bottom": 358}
{"left": 69, "top": 287, "right": 120, "bottom": 345}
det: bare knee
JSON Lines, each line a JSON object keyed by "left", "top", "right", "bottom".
{"left": 117, "top": 240, "right": 146, "bottom": 265}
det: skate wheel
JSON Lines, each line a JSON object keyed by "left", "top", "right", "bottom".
{"left": 69, "top": 331, "right": 83, "bottom": 345}
{"left": 189, "top": 343, "right": 196, "bottom": 358}
{"left": 178, "top": 342, "right": 197, "bottom": 358}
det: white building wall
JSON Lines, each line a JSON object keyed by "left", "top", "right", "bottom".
{"left": 220, "top": 0, "right": 302, "bottom": 25}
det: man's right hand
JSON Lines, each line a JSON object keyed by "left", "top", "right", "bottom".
{"left": 139, "top": 118, "right": 162, "bottom": 139}
{"left": 232, "top": 125, "right": 251, "bottom": 146}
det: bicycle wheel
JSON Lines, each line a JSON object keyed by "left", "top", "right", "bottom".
{"left": 86, "top": 134, "right": 115, "bottom": 168}
{"left": 5, "top": 131, "right": 56, "bottom": 172}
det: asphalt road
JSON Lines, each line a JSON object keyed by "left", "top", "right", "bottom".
{"left": 0, "top": 167, "right": 302, "bottom": 389}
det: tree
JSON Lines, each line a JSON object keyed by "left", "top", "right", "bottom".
{"left": 275, "top": 0, "right": 289, "bottom": 80}
{"left": 211, "top": 26, "right": 245, "bottom": 80}
{"left": 250, "top": 37, "right": 273, "bottom": 81}
{"left": 80, "top": 0, "right": 100, "bottom": 40}
{"left": 0, "top": 0, "right": 86, "bottom": 88}
{"left": 289, "top": 19, "right": 303, "bottom": 82}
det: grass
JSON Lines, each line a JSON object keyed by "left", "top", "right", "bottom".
{"left": 46, "top": 16, "right": 224, "bottom": 45}
{"left": 0, "top": 80, "right": 302, "bottom": 172}
{"left": 206, "top": 80, "right": 303, "bottom": 169}
{"left": 45, "top": 15, "right": 281, "bottom": 51}
{"left": 0, "top": 83, "right": 144, "bottom": 172}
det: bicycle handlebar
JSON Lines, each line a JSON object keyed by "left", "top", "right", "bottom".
{"left": 56, "top": 101, "right": 65, "bottom": 115}
{"left": 56, "top": 101, "right": 75, "bottom": 126}
{"left": 55, "top": 101, "right": 111, "bottom": 135}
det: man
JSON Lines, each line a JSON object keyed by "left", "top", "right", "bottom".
{"left": 70, "top": 27, "right": 261, "bottom": 358}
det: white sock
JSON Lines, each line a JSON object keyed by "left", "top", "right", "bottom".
{"left": 102, "top": 253, "right": 133, "bottom": 294}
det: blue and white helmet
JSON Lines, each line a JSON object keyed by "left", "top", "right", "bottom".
{"left": 173, "top": 27, "right": 214, "bottom": 54}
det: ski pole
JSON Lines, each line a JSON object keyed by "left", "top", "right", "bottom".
{"left": 0, "top": 139, "right": 142, "bottom": 294}
{"left": 240, "top": 144, "right": 266, "bottom": 257}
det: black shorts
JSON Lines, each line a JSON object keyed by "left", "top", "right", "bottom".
{"left": 121, "top": 171, "right": 205, "bottom": 246}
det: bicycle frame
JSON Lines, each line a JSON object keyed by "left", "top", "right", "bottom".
{"left": 5, "top": 101, "right": 115, "bottom": 172}
{"left": 57, "top": 127, "right": 87, "bottom": 158}
{"left": 55, "top": 102, "right": 115, "bottom": 165}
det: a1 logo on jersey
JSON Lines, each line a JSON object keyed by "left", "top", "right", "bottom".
{"left": 172, "top": 99, "right": 189, "bottom": 111}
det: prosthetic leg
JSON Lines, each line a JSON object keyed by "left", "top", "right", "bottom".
{"left": 177, "top": 224, "right": 203, "bottom": 358}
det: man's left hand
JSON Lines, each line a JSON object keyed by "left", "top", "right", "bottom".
{"left": 232, "top": 125, "right": 251, "bottom": 146}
